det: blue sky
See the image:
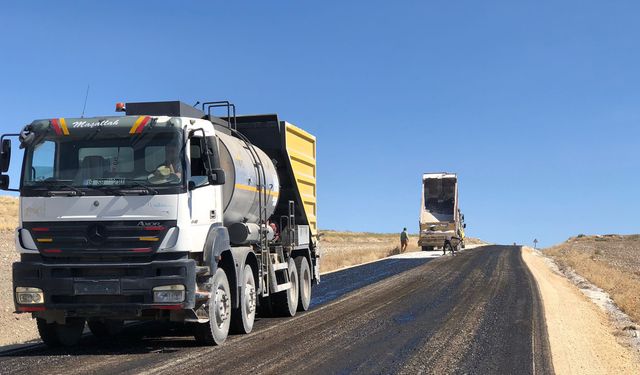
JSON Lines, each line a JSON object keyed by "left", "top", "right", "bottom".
{"left": 1, "top": 1, "right": 638, "bottom": 246}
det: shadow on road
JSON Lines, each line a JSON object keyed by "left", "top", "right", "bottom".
{"left": 0, "top": 256, "right": 434, "bottom": 358}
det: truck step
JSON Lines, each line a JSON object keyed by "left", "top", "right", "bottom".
{"left": 271, "top": 282, "right": 291, "bottom": 293}
{"left": 272, "top": 262, "right": 288, "bottom": 271}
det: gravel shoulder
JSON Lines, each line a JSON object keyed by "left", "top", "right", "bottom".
{"left": 522, "top": 246, "right": 640, "bottom": 374}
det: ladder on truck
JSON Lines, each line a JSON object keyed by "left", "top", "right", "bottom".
{"left": 203, "top": 101, "right": 293, "bottom": 297}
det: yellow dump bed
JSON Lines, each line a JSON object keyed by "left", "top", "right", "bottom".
{"left": 233, "top": 115, "right": 318, "bottom": 242}
{"left": 284, "top": 123, "right": 317, "bottom": 236}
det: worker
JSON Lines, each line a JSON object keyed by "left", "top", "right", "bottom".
{"left": 400, "top": 228, "right": 409, "bottom": 252}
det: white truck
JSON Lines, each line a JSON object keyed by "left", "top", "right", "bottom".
{"left": 418, "top": 172, "right": 465, "bottom": 254}
{"left": 0, "top": 100, "right": 319, "bottom": 346}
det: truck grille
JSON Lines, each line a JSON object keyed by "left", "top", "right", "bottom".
{"left": 23, "top": 220, "right": 176, "bottom": 256}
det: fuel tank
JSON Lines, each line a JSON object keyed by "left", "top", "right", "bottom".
{"left": 217, "top": 132, "right": 280, "bottom": 226}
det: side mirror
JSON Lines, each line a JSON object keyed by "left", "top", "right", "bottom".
{"left": 0, "top": 175, "right": 9, "bottom": 190}
{"left": 463, "top": 223, "right": 467, "bottom": 228}
{"left": 208, "top": 168, "right": 226, "bottom": 185}
{"left": 0, "top": 139, "right": 11, "bottom": 173}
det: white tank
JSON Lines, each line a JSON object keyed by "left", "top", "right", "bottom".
{"left": 217, "top": 132, "right": 280, "bottom": 227}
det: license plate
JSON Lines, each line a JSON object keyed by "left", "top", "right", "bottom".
{"left": 74, "top": 280, "right": 121, "bottom": 295}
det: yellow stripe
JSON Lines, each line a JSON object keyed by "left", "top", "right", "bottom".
{"left": 59, "top": 118, "right": 69, "bottom": 135}
{"left": 129, "top": 116, "right": 145, "bottom": 134}
{"left": 139, "top": 236, "right": 159, "bottom": 242}
{"left": 36, "top": 238, "right": 53, "bottom": 243}
{"left": 234, "top": 183, "right": 280, "bottom": 197}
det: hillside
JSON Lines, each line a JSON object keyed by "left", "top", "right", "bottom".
{"left": 545, "top": 234, "right": 640, "bottom": 323}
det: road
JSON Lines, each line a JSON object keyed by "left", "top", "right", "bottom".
{"left": 0, "top": 245, "right": 553, "bottom": 375}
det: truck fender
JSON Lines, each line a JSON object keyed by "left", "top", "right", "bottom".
{"left": 202, "top": 224, "right": 230, "bottom": 276}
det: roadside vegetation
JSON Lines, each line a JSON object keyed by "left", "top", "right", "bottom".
{"left": 545, "top": 234, "right": 640, "bottom": 324}
{"left": 320, "top": 230, "right": 486, "bottom": 273}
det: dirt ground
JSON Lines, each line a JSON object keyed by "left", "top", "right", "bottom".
{"left": 0, "top": 230, "right": 40, "bottom": 347}
{"left": 522, "top": 246, "right": 640, "bottom": 374}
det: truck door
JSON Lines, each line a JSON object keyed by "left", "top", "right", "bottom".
{"left": 188, "top": 136, "right": 218, "bottom": 251}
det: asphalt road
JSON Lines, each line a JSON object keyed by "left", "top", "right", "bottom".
{"left": 0, "top": 245, "right": 553, "bottom": 375}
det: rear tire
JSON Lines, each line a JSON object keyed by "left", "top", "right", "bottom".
{"left": 272, "top": 257, "right": 299, "bottom": 317}
{"left": 194, "top": 268, "right": 231, "bottom": 345}
{"left": 295, "top": 256, "right": 311, "bottom": 312}
{"left": 88, "top": 319, "right": 124, "bottom": 338}
{"left": 231, "top": 264, "right": 256, "bottom": 334}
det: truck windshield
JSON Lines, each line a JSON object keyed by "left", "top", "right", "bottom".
{"left": 22, "top": 131, "right": 184, "bottom": 193}
{"left": 424, "top": 178, "right": 456, "bottom": 215}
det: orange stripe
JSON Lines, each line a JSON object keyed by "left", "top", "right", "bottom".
{"left": 59, "top": 118, "right": 69, "bottom": 135}
{"left": 130, "top": 116, "right": 145, "bottom": 134}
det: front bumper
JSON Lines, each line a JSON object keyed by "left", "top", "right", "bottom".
{"left": 13, "top": 257, "right": 196, "bottom": 318}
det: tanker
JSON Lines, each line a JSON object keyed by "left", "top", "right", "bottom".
{"left": 1, "top": 100, "right": 319, "bottom": 346}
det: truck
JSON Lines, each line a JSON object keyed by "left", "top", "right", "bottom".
{"left": 0, "top": 100, "right": 319, "bottom": 347}
{"left": 417, "top": 172, "right": 466, "bottom": 254}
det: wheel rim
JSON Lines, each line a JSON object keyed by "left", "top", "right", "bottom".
{"left": 245, "top": 275, "right": 256, "bottom": 315}
{"left": 214, "top": 285, "right": 230, "bottom": 329}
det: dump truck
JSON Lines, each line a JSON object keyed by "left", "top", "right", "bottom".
{"left": 418, "top": 172, "right": 465, "bottom": 253}
{"left": 0, "top": 100, "right": 319, "bottom": 346}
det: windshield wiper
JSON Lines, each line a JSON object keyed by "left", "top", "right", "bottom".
{"left": 35, "top": 179, "right": 86, "bottom": 197}
{"left": 96, "top": 179, "right": 158, "bottom": 195}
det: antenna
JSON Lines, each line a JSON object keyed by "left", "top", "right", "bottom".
{"left": 81, "top": 84, "right": 90, "bottom": 118}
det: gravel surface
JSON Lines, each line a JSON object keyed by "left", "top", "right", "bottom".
{"left": 0, "top": 246, "right": 553, "bottom": 375}
{"left": 0, "top": 231, "right": 40, "bottom": 347}
{"left": 523, "top": 246, "right": 640, "bottom": 374}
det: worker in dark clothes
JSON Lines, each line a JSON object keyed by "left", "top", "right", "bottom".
{"left": 400, "top": 228, "right": 409, "bottom": 252}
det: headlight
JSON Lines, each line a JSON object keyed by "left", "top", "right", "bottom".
{"left": 153, "top": 285, "right": 185, "bottom": 303}
{"left": 16, "top": 287, "right": 44, "bottom": 304}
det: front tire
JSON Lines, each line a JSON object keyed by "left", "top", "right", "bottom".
{"left": 295, "top": 256, "right": 312, "bottom": 312}
{"left": 38, "top": 317, "right": 86, "bottom": 347}
{"left": 194, "top": 268, "right": 231, "bottom": 345}
{"left": 231, "top": 264, "right": 257, "bottom": 334}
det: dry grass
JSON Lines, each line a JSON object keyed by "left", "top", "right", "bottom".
{"left": 0, "top": 196, "right": 18, "bottom": 231}
{"left": 319, "top": 230, "right": 486, "bottom": 273}
{"left": 545, "top": 234, "right": 640, "bottom": 324}
{"left": 319, "top": 230, "right": 420, "bottom": 273}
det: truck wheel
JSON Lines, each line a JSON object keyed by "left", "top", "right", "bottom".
{"left": 88, "top": 319, "right": 124, "bottom": 338}
{"left": 461, "top": 241, "right": 465, "bottom": 249}
{"left": 422, "top": 246, "right": 433, "bottom": 251}
{"left": 194, "top": 268, "right": 231, "bottom": 345}
{"left": 37, "top": 318, "right": 61, "bottom": 347}
{"left": 231, "top": 264, "right": 256, "bottom": 334}
{"left": 55, "top": 318, "right": 86, "bottom": 346}
{"left": 272, "top": 257, "right": 299, "bottom": 317}
{"left": 295, "top": 256, "right": 311, "bottom": 312}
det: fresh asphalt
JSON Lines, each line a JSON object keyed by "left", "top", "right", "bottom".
{"left": 0, "top": 246, "right": 553, "bottom": 375}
